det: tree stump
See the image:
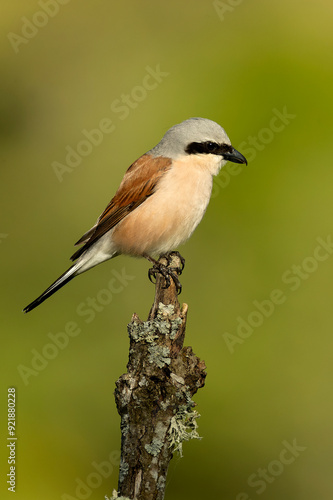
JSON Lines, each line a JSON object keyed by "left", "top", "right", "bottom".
{"left": 113, "top": 254, "right": 207, "bottom": 500}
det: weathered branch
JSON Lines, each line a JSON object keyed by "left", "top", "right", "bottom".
{"left": 113, "top": 254, "right": 206, "bottom": 500}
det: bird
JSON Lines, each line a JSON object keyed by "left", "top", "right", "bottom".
{"left": 23, "top": 117, "right": 247, "bottom": 313}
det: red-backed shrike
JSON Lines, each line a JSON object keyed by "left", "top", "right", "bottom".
{"left": 24, "top": 117, "right": 247, "bottom": 313}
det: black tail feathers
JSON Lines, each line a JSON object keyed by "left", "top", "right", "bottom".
{"left": 23, "top": 265, "right": 77, "bottom": 313}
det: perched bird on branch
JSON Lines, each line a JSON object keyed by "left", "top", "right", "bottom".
{"left": 23, "top": 117, "right": 247, "bottom": 313}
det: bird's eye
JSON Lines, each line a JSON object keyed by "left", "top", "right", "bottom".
{"left": 206, "top": 142, "right": 216, "bottom": 151}
{"left": 185, "top": 141, "right": 219, "bottom": 155}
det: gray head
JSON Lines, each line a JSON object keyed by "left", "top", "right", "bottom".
{"left": 149, "top": 117, "right": 247, "bottom": 165}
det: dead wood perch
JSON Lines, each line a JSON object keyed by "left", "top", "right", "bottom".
{"left": 112, "top": 253, "right": 207, "bottom": 500}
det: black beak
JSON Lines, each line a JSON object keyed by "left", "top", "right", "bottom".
{"left": 223, "top": 147, "right": 247, "bottom": 165}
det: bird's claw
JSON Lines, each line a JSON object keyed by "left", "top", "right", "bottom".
{"left": 148, "top": 261, "right": 182, "bottom": 295}
{"left": 164, "top": 251, "right": 185, "bottom": 274}
{"left": 148, "top": 266, "right": 169, "bottom": 287}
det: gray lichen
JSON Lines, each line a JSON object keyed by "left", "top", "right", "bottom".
{"left": 156, "top": 319, "right": 170, "bottom": 335}
{"left": 128, "top": 320, "right": 158, "bottom": 344}
{"left": 145, "top": 438, "right": 163, "bottom": 457}
{"left": 118, "top": 460, "right": 129, "bottom": 484}
{"left": 160, "top": 399, "right": 170, "bottom": 411}
{"left": 157, "top": 475, "right": 166, "bottom": 492}
{"left": 128, "top": 303, "right": 181, "bottom": 345}
{"left": 107, "top": 489, "right": 132, "bottom": 500}
{"left": 145, "top": 422, "right": 167, "bottom": 457}
{"left": 156, "top": 302, "right": 175, "bottom": 317}
{"left": 138, "top": 376, "right": 148, "bottom": 387}
{"left": 148, "top": 344, "right": 171, "bottom": 368}
{"left": 168, "top": 403, "right": 201, "bottom": 457}
{"left": 120, "top": 414, "right": 130, "bottom": 437}
{"left": 149, "top": 468, "right": 158, "bottom": 481}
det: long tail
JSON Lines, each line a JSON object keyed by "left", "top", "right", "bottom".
{"left": 23, "top": 263, "right": 80, "bottom": 313}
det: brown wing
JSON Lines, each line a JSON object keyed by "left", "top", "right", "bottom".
{"left": 70, "top": 154, "right": 171, "bottom": 261}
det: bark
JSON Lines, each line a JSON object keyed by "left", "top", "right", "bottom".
{"left": 113, "top": 253, "right": 206, "bottom": 500}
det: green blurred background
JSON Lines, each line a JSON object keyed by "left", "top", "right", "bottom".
{"left": 1, "top": 1, "right": 333, "bottom": 499}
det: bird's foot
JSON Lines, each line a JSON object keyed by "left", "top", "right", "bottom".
{"left": 146, "top": 253, "right": 184, "bottom": 295}
{"left": 163, "top": 251, "right": 185, "bottom": 275}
